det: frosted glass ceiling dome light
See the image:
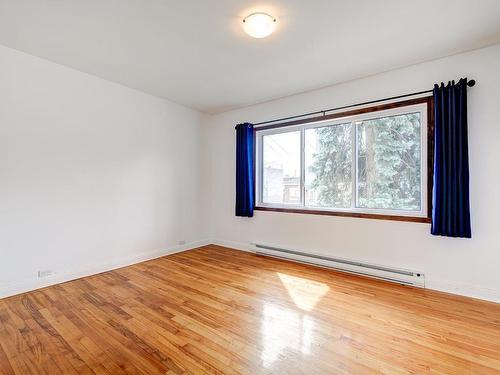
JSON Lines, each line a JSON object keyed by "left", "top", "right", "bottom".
{"left": 242, "top": 13, "right": 277, "bottom": 38}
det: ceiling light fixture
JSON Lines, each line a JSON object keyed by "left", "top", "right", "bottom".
{"left": 242, "top": 12, "right": 277, "bottom": 38}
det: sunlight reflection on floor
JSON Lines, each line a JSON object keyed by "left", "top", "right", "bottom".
{"left": 260, "top": 273, "right": 330, "bottom": 368}
{"left": 261, "top": 303, "right": 315, "bottom": 368}
{"left": 277, "top": 272, "right": 330, "bottom": 311}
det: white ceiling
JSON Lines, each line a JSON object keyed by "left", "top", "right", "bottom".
{"left": 1, "top": 1, "right": 500, "bottom": 114}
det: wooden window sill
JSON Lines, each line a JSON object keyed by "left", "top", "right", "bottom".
{"left": 254, "top": 206, "right": 431, "bottom": 223}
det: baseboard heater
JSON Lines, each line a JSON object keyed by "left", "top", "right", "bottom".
{"left": 253, "top": 244, "right": 425, "bottom": 287}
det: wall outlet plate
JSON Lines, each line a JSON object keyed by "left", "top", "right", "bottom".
{"left": 37, "top": 270, "right": 54, "bottom": 278}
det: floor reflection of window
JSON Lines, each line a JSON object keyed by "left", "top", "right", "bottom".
{"left": 260, "top": 303, "right": 315, "bottom": 368}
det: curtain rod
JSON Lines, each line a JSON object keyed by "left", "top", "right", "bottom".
{"left": 253, "top": 79, "right": 476, "bottom": 127}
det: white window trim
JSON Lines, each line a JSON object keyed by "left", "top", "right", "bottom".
{"left": 255, "top": 102, "right": 428, "bottom": 218}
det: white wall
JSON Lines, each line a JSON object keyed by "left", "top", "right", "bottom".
{"left": 0, "top": 45, "right": 208, "bottom": 297}
{"left": 205, "top": 44, "right": 500, "bottom": 302}
{"left": 2, "top": 42, "right": 499, "bottom": 303}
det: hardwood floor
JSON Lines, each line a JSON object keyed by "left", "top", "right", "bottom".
{"left": 0, "top": 245, "right": 499, "bottom": 374}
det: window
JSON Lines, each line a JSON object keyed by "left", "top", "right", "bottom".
{"left": 255, "top": 98, "right": 431, "bottom": 221}
{"left": 262, "top": 131, "right": 301, "bottom": 204}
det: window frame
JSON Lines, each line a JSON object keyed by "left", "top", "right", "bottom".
{"left": 254, "top": 96, "right": 434, "bottom": 223}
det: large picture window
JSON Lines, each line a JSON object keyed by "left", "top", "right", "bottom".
{"left": 255, "top": 98, "right": 432, "bottom": 221}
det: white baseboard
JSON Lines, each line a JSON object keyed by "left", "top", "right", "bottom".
{"left": 211, "top": 238, "right": 500, "bottom": 304}
{"left": 211, "top": 239, "right": 255, "bottom": 253}
{"left": 426, "top": 279, "right": 500, "bottom": 303}
{"left": 4, "top": 238, "right": 498, "bottom": 305}
{"left": 0, "top": 239, "right": 210, "bottom": 299}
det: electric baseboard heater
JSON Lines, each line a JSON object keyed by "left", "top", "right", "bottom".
{"left": 253, "top": 243, "right": 425, "bottom": 287}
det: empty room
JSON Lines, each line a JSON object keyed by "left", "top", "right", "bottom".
{"left": 1, "top": 1, "right": 500, "bottom": 374}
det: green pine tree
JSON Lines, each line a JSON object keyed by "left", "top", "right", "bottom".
{"left": 309, "top": 113, "right": 421, "bottom": 210}
{"left": 309, "top": 123, "right": 352, "bottom": 207}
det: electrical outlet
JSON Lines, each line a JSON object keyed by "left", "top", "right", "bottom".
{"left": 37, "top": 270, "right": 54, "bottom": 278}
{"left": 178, "top": 240, "right": 186, "bottom": 246}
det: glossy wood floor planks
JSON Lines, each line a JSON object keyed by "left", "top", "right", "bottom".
{"left": 0, "top": 245, "right": 499, "bottom": 374}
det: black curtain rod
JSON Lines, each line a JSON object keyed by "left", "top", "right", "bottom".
{"left": 253, "top": 79, "right": 476, "bottom": 127}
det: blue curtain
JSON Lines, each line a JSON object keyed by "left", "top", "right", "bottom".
{"left": 432, "top": 79, "right": 471, "bottom": 238}
{"left": 235, "top": 123, "right": 255, "bottom": 217}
